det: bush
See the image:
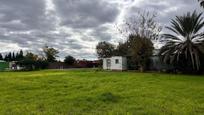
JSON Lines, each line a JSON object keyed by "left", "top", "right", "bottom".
{"left": 64, "top": 56, "right": 76, "bottom": 65}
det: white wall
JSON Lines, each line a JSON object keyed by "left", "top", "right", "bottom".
{"left": 103, "top": 58, "right": 108, "bottom": 69}
{"left": 110, "top": 56, "right": 122, "bottom": 70}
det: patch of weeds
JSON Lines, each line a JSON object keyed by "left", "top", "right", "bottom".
{"left": 75, "top": 85, "right": 83, "bottom": 89}
{"left": 37, "top": 104, "right": 45, "bottom": 112}
{"left": 93, "top": 69, "right": 103, "bottom": 73}
{"left": 63, "top": 85, "right": 68, "bottom": 88}
{"left": 85, "top": 97, "right": 93, "bottom": 102}
{"left": 98, "top": 92, "right": 120, "bottom": 103}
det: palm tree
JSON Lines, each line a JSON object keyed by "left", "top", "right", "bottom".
{"left": 160, "top": 11, "right": 204, "bottom": 71}
{"left": 199, "top": 0, "right": 204, "bottom": 8}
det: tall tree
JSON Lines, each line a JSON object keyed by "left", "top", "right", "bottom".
{"left": 25, "top": 52, "right": 39, "bottom": 61}
{"left": 96, "top": 41, "right": 115, "bottom": 59}
{"left": 8, "top": 52, "right": 12, "bottom": 61}
{"left": 15, "top": 50, "right": 24, "bottom": 61}
{"left": 0, "top": 53, "right": 3, "bottom": 60}
{"left": 19, "top": 50, "right": 24, "bottom": 60}
{"left": 159, "top": 11, "right": 204, "bottom": 73}
{"left": 12, "top": 52, "right": 15, "bottom": 61}
{"left": 4, "top": 54, "right": 8, "bottom": 61}
{"left": 16, "top": 52, "right": 19, "bottom": 60}
{"left": 43, "top": 45, "right": 59, "bottom": 62}
{"left": 123, "top": 34, "right": 154, "bottom": 71}
{"left": 116, "top": 10, "right": 157, "bottom": 71}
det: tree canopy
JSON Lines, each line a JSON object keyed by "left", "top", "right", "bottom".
{"left": 96, "top": 41, "right": 115, "bottom": 59}
{"left": 43, "top": 45, "right": 59, "bottom": 62}
{"left": 64, "top": 55, "right": 76, "bottom": 65}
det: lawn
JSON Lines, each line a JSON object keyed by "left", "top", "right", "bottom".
{"left": 0, "top": 69, "right": 204, "bottom": 115}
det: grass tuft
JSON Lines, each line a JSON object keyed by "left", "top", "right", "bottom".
{"left": 98, "top": 92, "right": 120, "bottom": 103}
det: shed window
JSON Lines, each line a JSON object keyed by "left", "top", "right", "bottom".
{"left": 115, "top": 59, "right": 119, "bottom": 64}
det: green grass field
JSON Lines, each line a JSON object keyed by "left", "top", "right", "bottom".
{"left": 0, "top": 69, "right": 204, "bottom": 115}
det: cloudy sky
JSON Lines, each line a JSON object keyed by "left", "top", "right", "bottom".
{"left": 0, "top": 0, "right": 202, "bottom": 60}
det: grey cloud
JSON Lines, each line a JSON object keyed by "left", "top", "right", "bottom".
{"left": 53, "top": 0, "right": 119, "bottom": 28}
{"left": 90, "top": 25, "right": 114, "bottom": 42}
{"left": 0, "top": 0, "right": 53, "bottom": 31}
{"left": 0, "top": 0, "right": 202, "bottom": 60}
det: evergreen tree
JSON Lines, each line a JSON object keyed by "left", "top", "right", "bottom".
{"left": 12, "top": 52, "right": 15, "bottom": 61}
{"left": 4, "top": 54, "right": 8, "bottom": 61}
{"left": 0, "top": 53, "right": 3, "bottom": 60}
{"left": 8, "top": 52, "right": 12, "bottom": 61}
{"left": 15, "top": 50, "right": 24, "bottom": 61}
{"left": 19, "top": 50, "right": 24, "bottom": 60}
{"left": 16, "top": 52, "right": 19, "bottom": 60}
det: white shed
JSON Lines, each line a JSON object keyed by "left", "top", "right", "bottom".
{"left": 103, "top": 56, "right": 127, "bottom": 71}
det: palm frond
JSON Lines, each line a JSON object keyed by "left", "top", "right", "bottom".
{"left": 160, "top": 11, "right": 204, "bottom": 71}
{"left": 199, "top": 0, "right": 204, "bottom": 8}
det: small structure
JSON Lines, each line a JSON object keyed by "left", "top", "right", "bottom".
{"left": 0, "top": 60, "right": 9, "bottom": 71}
{"left": 103, "top": 56, "right": 127, "bottom": 71}
{"left": 9, "top": 61, "right": 24, "bottom": 70}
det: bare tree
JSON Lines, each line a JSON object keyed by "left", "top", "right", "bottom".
{"left": 117, "top": 10, "right": 162, "bottom": 40}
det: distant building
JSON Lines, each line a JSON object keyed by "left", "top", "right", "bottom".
{"left": 9, "top": 61, "right": 24, "bottom": 70}
{"left": 103, "top": 56, "right": 127, "bottom": 71}
{"left": 0, "top": 60, "right": 9, "bottom": 70}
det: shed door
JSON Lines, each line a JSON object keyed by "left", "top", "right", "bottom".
{"left": 106, "top": 59, "right": 111, "bottom": 69}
